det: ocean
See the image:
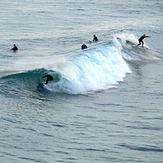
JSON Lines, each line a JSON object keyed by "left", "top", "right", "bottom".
{"left": 0, "top": 0, "right": 163, "bottom": 162}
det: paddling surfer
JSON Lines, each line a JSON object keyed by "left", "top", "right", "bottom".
{"left": 81, "top": 44, "right": 87, "bottom": 49}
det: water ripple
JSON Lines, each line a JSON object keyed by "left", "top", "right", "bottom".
{"left": 120, "top": 143, "right": 163, "bottom": 152}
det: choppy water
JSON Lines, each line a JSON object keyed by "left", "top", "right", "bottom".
{"left": 0, "top": 0, "right": 163, "bottom": 162}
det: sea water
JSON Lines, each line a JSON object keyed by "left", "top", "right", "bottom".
{"left": 0, "top": 0, "right": 163, "bottom": 162}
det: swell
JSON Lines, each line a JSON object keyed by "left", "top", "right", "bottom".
{"left": 0, "top": 33, "right": 160, "bottom": 95}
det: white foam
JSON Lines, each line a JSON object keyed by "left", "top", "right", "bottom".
{"left": 47, "top": 39, "right": 131, "bottom": 94}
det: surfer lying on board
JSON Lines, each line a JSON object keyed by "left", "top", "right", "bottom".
{"left": 137, "top": 34, "right": 150, "bottom": 47}
{"left": 42, "top": 73, "right": 53, "bottom": 84}
{"left": 81, "top": 44, "right": 88, "bottom": 50}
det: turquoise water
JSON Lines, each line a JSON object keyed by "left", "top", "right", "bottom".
{"left": 0, "top": 0, "right": 163, "bottom": 162}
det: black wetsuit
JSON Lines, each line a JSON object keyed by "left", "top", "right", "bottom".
{"left": 81, "top": 44, "right": 87, "bottom": 50}
{"left": 42, "top": 74, "right": 53, "bottom": 84}
{"left": 11, "top": 44, "right": 18, "bottom": 51}
{"left": 137, "top": 35, "right": 150, "bottom": 47}
{"left": 93, "top": 35, "right": 98, "bottom": 42}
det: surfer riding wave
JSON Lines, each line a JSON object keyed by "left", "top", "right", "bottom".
{"left": 42, "top": 73, "right": 53, "bottom": 84}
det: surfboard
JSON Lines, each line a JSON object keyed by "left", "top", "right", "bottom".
{"left": 85, "top": 40, "right": 93, "bottom": 44}
{"left": 137, "top": 46, "right": 148, "bottom": 49}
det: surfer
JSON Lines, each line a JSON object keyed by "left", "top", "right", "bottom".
{"left": 93, "top": 35, "right": 98, "bottom": 42}
{"left": 81, "top": 44, "right": 87, "bottom": 50}
{"left": 42, "top": 73, "right": 53, "bottom": 84}
{"left": 11, "top": 44, "right": 18, "bottom": 51}
{"left": 137, "top": 34, "right": 150, "bottom": 47}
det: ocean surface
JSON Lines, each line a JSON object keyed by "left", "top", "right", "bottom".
{"left": 0, "top": 0, "right": 163, "bottom": 162}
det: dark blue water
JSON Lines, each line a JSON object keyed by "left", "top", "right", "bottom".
{"left": 0, "top": 0, "right": 163, "bottom": 162}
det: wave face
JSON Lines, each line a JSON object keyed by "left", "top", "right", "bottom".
{"left": 1, "top": 33, "right": 160, "bottom": 94}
